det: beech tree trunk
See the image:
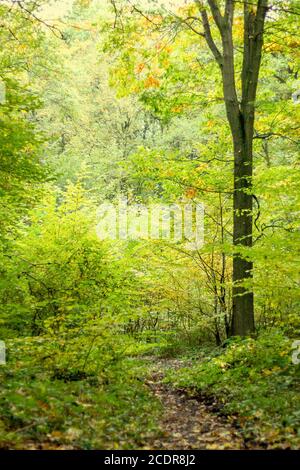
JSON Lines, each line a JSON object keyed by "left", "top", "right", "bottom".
{"left": 198, "top": 0, "right": 268, "bottom": 336}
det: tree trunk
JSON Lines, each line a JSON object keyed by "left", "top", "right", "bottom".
{"left": 223, "top": 98, "right": 254, "bottom": 336}
{"left": 231, "top": 131, "right": 254, "bottom": 336}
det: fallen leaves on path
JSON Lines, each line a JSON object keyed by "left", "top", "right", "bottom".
{"left": 144, "top": 358, "right": 245, "bottom": 450}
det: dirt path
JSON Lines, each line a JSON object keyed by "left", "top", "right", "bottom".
{"left": 144, "top": 358, "right": 245, "bottom": 450}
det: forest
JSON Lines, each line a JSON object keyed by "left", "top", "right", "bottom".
{"left": 0, "top": 0, "right": 299, "bottom": 452}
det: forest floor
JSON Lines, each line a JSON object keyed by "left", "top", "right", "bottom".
{"left": 1, "top": 333, "right": 299, "bottom": 450}
{"left": 143, "top": 358, "right": 246, "bottom": 450}
{"left": 140, "top": 332, "right": 300, "bottom": 450}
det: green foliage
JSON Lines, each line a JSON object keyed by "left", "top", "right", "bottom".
{"left": 0, "top": 0, "right": 300, "bottom": 450}
{"left": 0, "top": 343, "right": 160, "bottom": 449}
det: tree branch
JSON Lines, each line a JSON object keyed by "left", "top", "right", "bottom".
{"left": 199, "top": 8, "right": 223, "bottom": 68}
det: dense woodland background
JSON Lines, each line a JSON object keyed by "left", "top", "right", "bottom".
{"left": 0, "top": 0, "right": 299, "bottom": 450}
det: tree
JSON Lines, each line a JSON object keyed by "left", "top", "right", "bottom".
{"left": 197, "top": 0, "right": 269, "bottom": 336}
{"left": 0, "top": 0, "right": 49, "bottom": 244}
{"left": 107, "top": 0, "right": 277, "bottom": 336}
